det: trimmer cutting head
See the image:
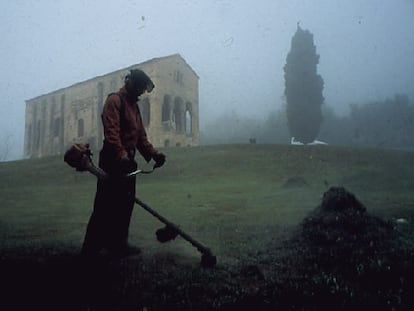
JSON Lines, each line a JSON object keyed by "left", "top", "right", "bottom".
{"left": 155, "top": 225, "right": 217, "bottom": 268}
{"left": 201, "top": 252, "right": 217, "bottom": 268}
{"left": 156, "top": 226, "right": 179, "bottom": 243}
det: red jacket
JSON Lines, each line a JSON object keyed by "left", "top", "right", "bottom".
{"left": 102, "top": 87, "right": 157, "bottom": 162}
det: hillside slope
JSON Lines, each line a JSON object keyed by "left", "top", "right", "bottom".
{"left": 1, "top": 144, "right": 414, "bottom": 310}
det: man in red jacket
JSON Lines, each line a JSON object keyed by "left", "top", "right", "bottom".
{"left": 81, "top": 69, "right": 166, "bottom": 258}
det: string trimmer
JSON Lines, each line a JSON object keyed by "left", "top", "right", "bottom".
{"left": 64, "top": 144, "right": 217, "bottom": 268}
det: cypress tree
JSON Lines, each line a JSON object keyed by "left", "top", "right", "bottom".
{"left": 284, "top": 25, "right": 324, "bottom": 144}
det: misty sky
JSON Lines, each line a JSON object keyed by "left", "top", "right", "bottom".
{"left": 1, "top": 0, "right": 413, "bottom": 160}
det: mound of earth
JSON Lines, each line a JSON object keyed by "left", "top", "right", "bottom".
{"left": 272, "top": 187, "right": 414, "bottom": 310}
{"left": 2, "top": 187, "right": 413, "bottom": 310}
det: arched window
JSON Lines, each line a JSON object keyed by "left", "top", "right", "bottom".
{"left": 173, "top": 97, "right": 184, "bottom": 133}
{"left": 78, "top": 118, "right": 84, "bottom": 137}
{"left": 60, "top": 94, "right": 66, "bottom": 151}
{"left": 185, "top": 111, "right": 192, "bottom": 135}
{"left": 54, "top": 117, "right": 60, "bottom": 137}
{"left": 27, "top": 125, "right": 32, "bottom": 151}
{"left": 97, "top": 82, "right": 104, "bottom": 111}
{"left": 185, "top": 102, "right": 193, "bottom": 135}
{"left": 97, "top": 82, "right": 104, "bottom": 144}
{"left": 139, "top": 97, "right": 150, "bottom": 127}
{"left": 110, "top": 79, "right": 117, "bottom": 92}
{"left": 50, "top": 101, "right": 56, "bottom": 135}
{"left": 36, "top": 120, "right": 41, "bottom": 151}
{"left": 162, "top": 95, "right": 172, "bottom": 122}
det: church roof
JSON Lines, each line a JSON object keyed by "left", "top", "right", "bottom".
{"left": 27, "top": 53, "right": 198, "bottom": 102}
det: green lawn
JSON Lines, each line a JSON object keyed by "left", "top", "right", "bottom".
{"left": 1, "top": 144, "right": 414, "bottom": 310}
{"left": 1, "top": 144, "right": 413, "bottom": 261}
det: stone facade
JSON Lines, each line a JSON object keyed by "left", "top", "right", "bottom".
{"left": 24, "top": 54, "right": 199, "bottom": 158}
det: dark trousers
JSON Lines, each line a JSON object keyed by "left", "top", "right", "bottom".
{"left": 81, "top": 148, "right": 137, "bottom": 256}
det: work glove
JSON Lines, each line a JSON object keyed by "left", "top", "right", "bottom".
{"left": 117, "top": 156, "right": 137, "bottom": 175}
{"left": 152, "top": 152, "right": 166, "bottom": 168}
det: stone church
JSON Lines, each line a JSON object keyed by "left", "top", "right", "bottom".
{"left": 24, "top": 54, "right": 199, "bottom": 158}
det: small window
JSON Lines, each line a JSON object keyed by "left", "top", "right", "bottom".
{"left": 174, "top": 70, "right": 183, "bottom": 84}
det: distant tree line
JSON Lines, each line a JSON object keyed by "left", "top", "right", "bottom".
{"left": 201, "top": 94, "right": 414, "bottom": 151}
{"left": 319, "top": 94, "right": 414, "bottom": 150}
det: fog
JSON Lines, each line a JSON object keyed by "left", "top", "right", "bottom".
{"left": 1, "top": 0, "right": 413, "bottom": 160}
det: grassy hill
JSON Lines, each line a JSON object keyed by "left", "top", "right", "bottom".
{"left": 1, "top": 144, "right": 414, "bottom": 310}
